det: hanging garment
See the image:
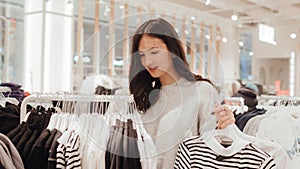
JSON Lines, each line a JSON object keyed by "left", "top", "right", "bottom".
{"left": 0, "top": 102, "right": 20, "bottom": 135}
{"left": 47, "top": 130, "right": 62, "bottom": 169}
{"left": 56, "top": 130, "right": 81, "bottom": 169}
{"left": 0, "top": 133, "right": 24, "bottom": 169}
{"left": 235, "top": 108, "right": 267, "bottom": 131}
{"left": 174, "top": 136, "right": 276, "bottom": 169}
{"left": 105, "top": 119, "right": 142, "bottom": 169}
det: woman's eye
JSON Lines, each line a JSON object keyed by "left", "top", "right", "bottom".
{"left": 151, "top": 51, "right": 159, "bottom": 55}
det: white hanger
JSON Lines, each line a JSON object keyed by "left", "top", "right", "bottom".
{"left": 202, "top": 124, "right": 251, "bottom": 156}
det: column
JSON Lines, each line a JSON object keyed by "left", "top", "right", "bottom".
{"left": 23, "top": 0, "right": 74, "bottom": 92}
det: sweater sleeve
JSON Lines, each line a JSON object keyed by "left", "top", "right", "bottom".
{"left": 196, "top": 81, "right": 221, "bottom": 134}
{"left": 174, "top": 142, "right": 191, "bottom": 169}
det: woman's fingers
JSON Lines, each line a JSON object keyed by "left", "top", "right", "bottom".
{"left": 213, "top": 105, "right": 235, "bottom": 129}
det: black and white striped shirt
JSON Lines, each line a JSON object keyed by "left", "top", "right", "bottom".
{"left": 174, "top": 136, "right": 276, "bottom": 169}
{"left": 56, "top": 131, "right": 81, "bottom": 169}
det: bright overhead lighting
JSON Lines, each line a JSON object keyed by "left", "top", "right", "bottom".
{"left": 205, "top": 34, "right": 210, "bottom": 39}
{"left": 222, "top": 37, "right": 228, "bottom": 43}
{"left": 239, "top": 41, "right": 244, "bottom": 47}
{"left": 290, "top": 33, "right": 297, "bottom": 39}
{"left": 249, "top": 51, "right": 254, "bottom": 56}
{"left": 231, "top": 14, "right": 238, "bottom": 21}
{"left": 205, "top": 0, "right": 211, "bottom": 5}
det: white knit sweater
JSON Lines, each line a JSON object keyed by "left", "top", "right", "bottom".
{"left": 140, "top": 77, "right": 220, "bottom": 169}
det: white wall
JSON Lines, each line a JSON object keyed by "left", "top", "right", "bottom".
{"left": 253, "top": 58, "right": 289, "bottom": 93}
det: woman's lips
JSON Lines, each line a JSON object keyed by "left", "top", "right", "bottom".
{"left": 148, "top": 66, "right": 158, "bottom": 72}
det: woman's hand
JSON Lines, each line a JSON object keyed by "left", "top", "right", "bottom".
{"left": 213, "top": 104, "right": 235, "bottom": 129}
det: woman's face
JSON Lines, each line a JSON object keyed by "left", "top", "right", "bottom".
{"left": 138, "top": 35, "right": 174, "bottom": 78}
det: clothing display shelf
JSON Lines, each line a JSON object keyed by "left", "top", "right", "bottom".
{"left": 258, "top": 95, "right": 300, "bottom": 106}
{"left": 20, "top": 93, "right": 134, "bottom": 123}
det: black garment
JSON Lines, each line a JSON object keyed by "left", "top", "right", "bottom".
{"left": 105, "top": 119, "right": 142, "bottom": 169}
{"left": 235, "top": 108, "right": 267, "bottom": 131}
{"left": 15, "top": 127, "right": 32, "bottom": 154}
{"left": 21, "top": 129, "right": 41, "bottom": 162}
{"left": 7, "top": 122, "right": 25, "bottom": 140}
{"left": 26, "top": 129, "right": 51, "bottom": 169}
{"left": 0, "top": 102, "right": 20, "bottom": 135}
{"left": 47, "top": 130, "right": 62, "bottom": 169}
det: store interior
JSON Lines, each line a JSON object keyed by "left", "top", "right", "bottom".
{"left": 0, "top": 0, "right": 300, "bottom": 169}
{"left": 0, "top": 0, "right": 298, "bottom": 97}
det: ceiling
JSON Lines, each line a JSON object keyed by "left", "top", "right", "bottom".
{"left": 165, "top": 0, "right": 300, "bottom": 28}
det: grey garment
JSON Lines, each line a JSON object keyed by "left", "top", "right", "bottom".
{"left": 243, "top": 114, "right": 266, "bottom": 136}
{"left": 0, "top": 133, "right": 24, "bottom": 169}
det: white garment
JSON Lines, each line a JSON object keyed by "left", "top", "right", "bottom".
{"left": 256, "top": 111, "right": 300, "bottom": 169}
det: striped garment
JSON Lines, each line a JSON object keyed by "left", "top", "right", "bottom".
{"left": 56, "top": 131, "right": 81, "bottom": 169}
{"left": 174, "top": 136, "right": 276, "bottom": 169}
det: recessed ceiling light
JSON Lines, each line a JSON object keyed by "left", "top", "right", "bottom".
{"left": 290, "top": 33, "right": 297, "bottom": 39}
{"left": 231, "top": 14, "right": 238, "bottom": 21}
{"left": 239, "top": 41, "right": 244, "bottom": 47}
{"left": 222, "top": 37, "right": 228, "bottom": 43}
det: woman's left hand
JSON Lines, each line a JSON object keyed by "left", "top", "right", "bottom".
{"left": 213, "top": 104, "right": 235, "bottom": 129}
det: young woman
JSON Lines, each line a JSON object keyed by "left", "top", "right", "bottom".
{"left": 129, "top": 18, "right": 235, "bottom": 169}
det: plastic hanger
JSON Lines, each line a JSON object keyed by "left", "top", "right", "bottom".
{"left": 201, "top": 124, "right": 251, "bottom": 156}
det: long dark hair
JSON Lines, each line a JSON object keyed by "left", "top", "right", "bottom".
{"left": 129, "top": 18, "right": 211, "bottom": 112}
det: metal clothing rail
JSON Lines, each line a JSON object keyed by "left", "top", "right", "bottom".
{"left": 20, "top": 93, "right": 134, "bottom": 123}
{"left": 259, "top": 94, "right": 300, "bottom": 101}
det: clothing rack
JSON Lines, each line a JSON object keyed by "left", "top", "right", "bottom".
{"left": 258, "top": 94, "right": 300, "bottom": 106}
{"left": 20, "top": 93, "right": 134, "bottom": 123}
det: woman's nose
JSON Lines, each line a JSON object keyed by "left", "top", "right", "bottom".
{"left": 144, "top": 55, "right": 154, "bottom": 66}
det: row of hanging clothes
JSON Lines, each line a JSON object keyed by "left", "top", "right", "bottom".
{"left": 1, "top": 92, "right": 157, "bottom": 169}
{"left": 222, "top": 95, "right": 300, "bottom": 169}
{"left": 174, "top": 97, "right": 289, "bottom": 169}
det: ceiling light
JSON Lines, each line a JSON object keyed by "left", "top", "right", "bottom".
{"left": 290, "top": 33, "right": 297, "bottom": 39}
{"left": 231, "top": 14, "right": 238, "bottom": 21}
{"left": 205, "top": 34, "right": 210, "bottom": 39}
{"left": 66, "top": 0, "right": 73, "bottom": 9}
{"left": 249, "top": 51, "right": 254, "bottom": 56}
{"left": 238, "top": 41, "right": 244, "bottom": 47}
{"left": 205, "top": 0, "right": 211, "bottom": 6}
{"left": 222, "top": 37, "right": 228, "bottom": 43}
